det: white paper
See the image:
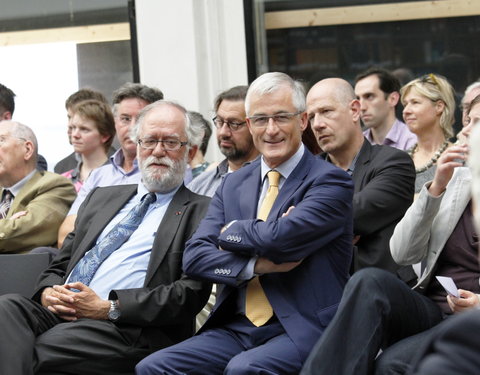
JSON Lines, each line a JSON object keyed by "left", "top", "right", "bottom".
{"left": 436, "top": 276, "right": 460, "bottom": 298}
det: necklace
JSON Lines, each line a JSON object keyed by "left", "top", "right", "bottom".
{"left": 407, "top": 140, "right": 449, "bottom": 174}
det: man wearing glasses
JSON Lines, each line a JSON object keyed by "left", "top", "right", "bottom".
{"left": 57, "top": 83, "right": 164, "bottom": 247}
{"left": 136, "top": 72, "right": 354, "bottom": 375}
{"left": 188, "top": 85, "right": 259, "bottom": 197}
{"left": 0, "top": 101, "right": 211, "bottom": 374}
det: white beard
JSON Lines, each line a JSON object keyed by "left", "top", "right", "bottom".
{"left": 139, "top": 154, "right": 187, "bottom": 193}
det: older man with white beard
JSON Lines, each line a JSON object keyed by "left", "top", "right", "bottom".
{"left": 0, "top": 100, "right": 212, "bottom": 375}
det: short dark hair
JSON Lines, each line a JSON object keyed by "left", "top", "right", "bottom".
{"left": 65, "top": 88, "right": 108, "bottom": 110}
{"left": 214, "top": 85, "right": 248, "bottom": 112}
{"left": 70, "top": 99, "right": 116, "bottom": 152}
{"left": 355, "top": 67, "right": 401, "bottom": 95}
{"left": 188, "top": 111, "right": 212, "bottom": 155}
{"left": 0, "top": 83, "right": 15, "bottom": 116}
{"left": 112, "top": 83, "right": 164, "bottom": 106}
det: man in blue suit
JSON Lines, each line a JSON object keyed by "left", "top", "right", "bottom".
{"left": 136, "top": 72, "right": 354, "bottom": 375}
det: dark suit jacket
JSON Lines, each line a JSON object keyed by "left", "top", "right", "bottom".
{"left": 183, "top": 148, "right": 354, "bottom": 360}
{"left": 352, "top": 139, "right": 416, "bottom": 280}
{"left": 33, "top": 184, "right": 212, "bottom": 351}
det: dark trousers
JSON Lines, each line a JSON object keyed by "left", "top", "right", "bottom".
{"left": 135, "top": 315, "right": 303, "bottom": 375}
{"left": 0, "top": 294, "right": 150, "bottom": 375}
{"left": 300, "top": 268, "right": 443, "bottom": 375}
{"left": 406, "top": 309, "right": 480, "bottom": 375}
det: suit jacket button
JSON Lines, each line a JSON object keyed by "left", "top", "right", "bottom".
{"left": 214, "top": 268, "right": 219, "bottom": 274}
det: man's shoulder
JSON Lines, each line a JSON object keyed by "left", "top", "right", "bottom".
{"left": 366, "top": 142, "right": 412, "bottom": 164}
{"left": 32, "top": 170, "right": 75, "bottom": 188}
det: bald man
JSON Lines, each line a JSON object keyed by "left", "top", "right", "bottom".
{"left": 306, "top": 78, "right": 416, "bottom": 281}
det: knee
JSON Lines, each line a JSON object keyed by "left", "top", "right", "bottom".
{"left": 225, "top": 353, "right": 261, "bottom": 375}
{"left": 347, "top": 268, "right": 393, "bottom": 294}
{"left": 135, "top": 352, "right": 174, "bottom": 375}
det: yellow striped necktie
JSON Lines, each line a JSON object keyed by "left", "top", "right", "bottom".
{"left": 245, "top": 170, "right": 280, "bottom": 326}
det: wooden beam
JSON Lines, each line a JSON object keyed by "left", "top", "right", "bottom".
{"left": 0, "top": 22, "right": 130, "bottom": 46}
{"left": 265, "top": 0, "right": 480, "bottom": 29}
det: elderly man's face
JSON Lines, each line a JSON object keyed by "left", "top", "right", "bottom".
{"left": 462, "top": 87, "right": 480, "bottom": 127}
{"left": 0, "top": 125, "right": 31, "bottom": 187}
{"left": 136, "top": 105, "right": 194, "bottom": 193}
{"left": 307, "top": 84, "right": 360, "bottom": 155}
{"left": 246, "top": 86, "right": 306, "bottom": 169}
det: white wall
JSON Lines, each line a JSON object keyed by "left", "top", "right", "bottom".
{"left": 135, "top": 0, "right": 249, "bottom": 163}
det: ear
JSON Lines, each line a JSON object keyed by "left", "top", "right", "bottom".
{"left": 246, "top": 118, "right": 254, "bottom": 136}
{"left": 100, "top": 134, "right": 111, "bottom": 144}
{"left": 435, "top": 100, "right": 445, "bottom": 115}
{"left": 388, "top": 92, "right": 400, "bottom": 107}
{"left": 23, "top": 140, "right": 35, "bottom": 161}
{"left": 350, "top": 99, "right": 361, "bottom": 122}
{"left": 187, "top": 145, "right": 198, "bottom": 164}
{"left": 1, "top": 111, "right": 12, "bottom": 121}
{"left": 299, "top": 111, "right": 308, "bottom": 132}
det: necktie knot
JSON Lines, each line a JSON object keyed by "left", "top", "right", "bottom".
{"left": 267, "top": 170, "right": 280, "bottom": 187}
{"left": 143, "top": 192, "right": 157, "bottom": 205}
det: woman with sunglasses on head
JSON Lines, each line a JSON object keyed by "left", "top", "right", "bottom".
{"left": 62, "top": 100, "right": 116, "bottom": 192}
{"left": 401, "top": 73, "right": 456, "bottom": 194}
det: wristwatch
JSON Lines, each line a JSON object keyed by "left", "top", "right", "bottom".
{"left": 107, "top": 300, "right": 121, "bottom": 322}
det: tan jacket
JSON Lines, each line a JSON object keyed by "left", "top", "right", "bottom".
{"left": 0, "top": 171, "right": 76, "bottom": 253}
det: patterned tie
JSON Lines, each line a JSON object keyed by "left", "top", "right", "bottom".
{"left": 245, "top": 170, "right": 280, "bottom": 326}
{"left": 0, "top": 190, "right": 13, "bottom": 219}
{"left": 68, "top": 192, "right": 156, "bottom": 287}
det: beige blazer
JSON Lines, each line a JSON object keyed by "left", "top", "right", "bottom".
{"left": 390, "top": 167, "right": 472, "bottom": 292}
{"left": 0, "top": 171, "right": 76, "bottom": 253}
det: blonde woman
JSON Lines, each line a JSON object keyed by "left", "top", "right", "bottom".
{"left": 401, "top": 73, "right": 455, "bottom": 193}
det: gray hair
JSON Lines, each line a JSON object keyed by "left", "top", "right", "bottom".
{"left": 465, "top": 81, "right": 480, "bottom": 97}
{"left": 0, "top": 120, "right": 38, "bottom": 162}
{"left": 245, "top": 72, "right": 306, "bottom": 115}
{"left": 112, "top": 83, "right": 164, "bottom": 116}
{"left": 130, "top": 100, "right": 203, "bottom": 149}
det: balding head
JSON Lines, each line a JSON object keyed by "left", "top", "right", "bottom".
{"left": 306, "top": 78, "right": 364, "bottom": 169}
{"left": 0, "top": 121, "right": 38, "bottom": 187}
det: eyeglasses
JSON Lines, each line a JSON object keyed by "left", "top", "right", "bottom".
{"left": 212, "top": 116, "right": 246, "bottom": 132}
{"left": 248, "top": 111, "right": 303, "bottom": 128}
{"left": 137, "top": 138, "right": 188, "bottom": 151}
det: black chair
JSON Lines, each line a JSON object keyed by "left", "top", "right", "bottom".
{"left": 0, "top": 253, "right": 50, "bottom": 297}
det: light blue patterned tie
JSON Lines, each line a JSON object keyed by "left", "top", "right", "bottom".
{"left": 68, "top": 192, "right": 156, "bottom": 287}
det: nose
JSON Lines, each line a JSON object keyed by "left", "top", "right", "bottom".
{"left": 265, "top": 117, "right": 280, "bottom": 135}
{"left": 310, "top": 113, "right": 324, "bottom": 131}
{"left": 71, "top": 127, "right": 80, "bottom": 137}
{"left": 151, "top": 141, "right": 167, "bottom": 157}
{"left": 217, "top": 122, "right": 232, "bottom": 137}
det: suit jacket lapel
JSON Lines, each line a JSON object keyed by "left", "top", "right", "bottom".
{"left": 67, "top": 186, "right": 138, "bottom": 271}
{"left": 269, "top": 149, "right": 313, "bottom": 219}
{"left": 7, "top": 171, "right": 42, "bottom": 214}
{"left": 351, "top": 138, "right": 371, "bottom": 192}
{"left": 239, "top": 164, "right": 262, "bottom": 219}
{"left": 144, "top": 185, "right": 190, "bottom": 285}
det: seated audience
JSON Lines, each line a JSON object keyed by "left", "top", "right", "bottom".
{"left": 61, "top": 100, "right": 116, "bottom": 191}
{"left": 187, "top": 85, "right": 259, "bottom": 197}
{"left": 306, "top": 78, "right": 416, "bottom": 282}
{"left": 300, "top": 95, "right": 480, "bottom": 375}
{"left": 135, "top": 72, "right": 354, "bottom": 375}
{"left": 401, "top": 73, "right": 455, "bottom": 193}
{"left": 54, "top": 88, "right": 112, "bottom": 174}
{"left": 0, "top": 83, "right": 48, "bottom": 171}
{"left": 56, "top": 82, "right": 164, "bottom": 247}
{"left": 188, "top": 111, "right": 212, "bottom": 179}
{"left": 354, "top": 67, "right": 417, "bottom": 150}
{"left": 0, "top": 100, "right": 211, "bottom": 374}
{"left": 0, "top": 121, "right": 75, "bottom": 253}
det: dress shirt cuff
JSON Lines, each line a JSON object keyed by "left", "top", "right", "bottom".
{"left": 237, "top": 256, "right": 258, "bottom": 281}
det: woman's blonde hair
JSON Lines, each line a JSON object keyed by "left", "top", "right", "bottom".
{"left": 400, "top": 73, "right": 455, "bottom": 138}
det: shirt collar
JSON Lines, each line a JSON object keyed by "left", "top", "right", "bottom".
{"left": 111, "top": 149, "right": 139, "bottom": 171}
{"left": 260, "top": 143, "right": 305, "bottom": 181}
{"left": 8, "top": 169, "right": 36, "bottom": 196}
